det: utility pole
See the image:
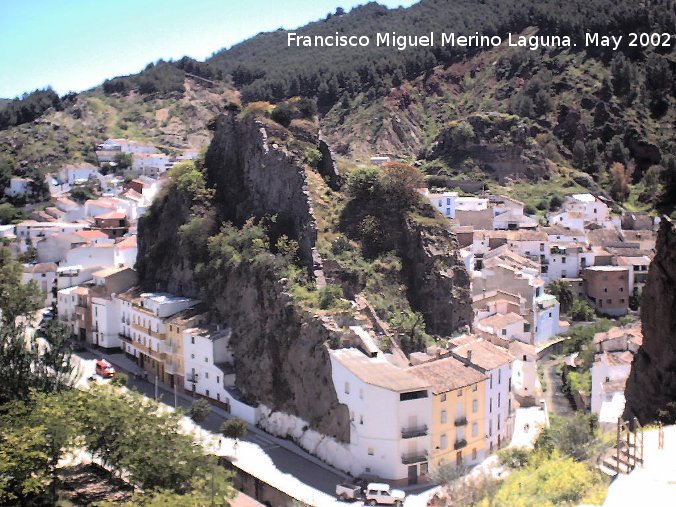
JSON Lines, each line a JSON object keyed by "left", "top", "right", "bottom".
{"left": 154, "top": 375, "right": 158, "bottom": 401}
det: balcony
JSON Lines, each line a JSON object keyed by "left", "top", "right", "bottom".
{"left": 454, "top": 416, "right": 468, "bottom": 427}
{"left": 454, "top": 439, "right": 467, "bottom": 450}
{"left": 401, "top": 451, "right": 428, "bottom": 465}
{"left": 132, "top": 322, "right": 166, "bottom": 340}
{"left": 118, "top": 333, "right": 132, "bottom": 343}
{"left": 401, "top": 425, "right": 428, "bottom": 439}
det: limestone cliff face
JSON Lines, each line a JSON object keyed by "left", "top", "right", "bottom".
{"left": 624, "top": 217, "right": 676, "bottom": 423}
{"left": 137, "top": 112, "right": 350, "bottom": 440}
{"left": 401, "top": 218, "right": 473, "bottom": 333}
{"left": 204, "top": 112, "right": 318, "bottom": 269}
{"left": 206, "top": 264, "right": 349, "bottom": 442}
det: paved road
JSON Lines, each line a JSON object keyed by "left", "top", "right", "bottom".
{"left": 73, "top": 350, "right": 349, "bottom": 497}
{"left": 540, "top": 357, "right": 574, "bottom": 417}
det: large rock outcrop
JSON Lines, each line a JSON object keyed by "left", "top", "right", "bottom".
{"left": 137, "top": 112, "right": 350, "bottom": 440}
{"left": 624, "top": 217, "right": 676, "bottom": 423}
{"left": 401, "top": 217, "right": 473, "bottom": 332}
{"left": 205, "top": 112, "right": 319, "bottom": 269}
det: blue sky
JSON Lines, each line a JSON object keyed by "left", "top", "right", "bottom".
{"left": 0, "top": 0, "right": 417, "bottom": 99}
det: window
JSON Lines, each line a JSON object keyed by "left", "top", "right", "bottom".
{"left": 472, "top": 448, "right": 477, "bottom": 460}
{"left": 440, "top": 393, "right": 447, "bottom": 402}
{"left": 489, "top": 375, "right": 493, "bottom": 389}
{"left": 472, "top": 399, "right": 478, "bottom": 413}
{"left": 489, "top": 398, "right": 492, "bottom": 413}
{"left": 501, "top": 328, "right": 507, "bottom": 336}
{"left": 191, "top": 336, "right": 195, "bottom": 344}
{"left": 457, "top": 389, "right": 463, "bottom": 397}
{"left": 489, "top": 420, "right": 492, "bottom": 436}
{"left": 359, "top": 388, "right": 363, "bottom": 399}
{"left": 604, "top": 288, "right": 608, "bottom": 293}
{"left": 191, "top": 354, "right": 195, "bottom": 359}
{"left": 619, "top": 287, "right": 624, "bottom": 292}
{"left": 368, "top": 447, "right": 374, "bottom": 456}
{"left": 205, "top": 357, "right": 208, "bottom": 363}
{"left": 472, "top": 384, "right": 478, "bottom": 392}
{"left": 440, "top": 434, "right": 448, "bottom": 449}
{"left": 498, "top": 393, "right": 501, "bottom": 408}
{"left": 205, "top": 372, "right": 209, "bottom": 379}
{"left": 498, "top": 369, "right": 501, "bottom": 384}
{"left": 206, "top": 389, "right": 210, "bottom": 397}
{"left": 216, "top": 376, "right": 220, "bottom": 383}
{"left": 344, "top": 382, "right": 350, "bottom": 394}
{"left": 441, "top": 410, "right": 448, "bottom": 424}
{"left": 562, "top": 257, "right": 566, "bottom": 263}
{"left": 548, "top": 312, "right": 552, "bottom": 317}
{"left": 360, "top": 415, "right": 363, "bottom": 425}
{"left": 472, "top": 422, "right": 478, "bottom": 437}
{"left": 607, "top": 299, "right": 612, "bottom": 304}
{"left": 497, "top": 416, "right": 501, "bottom": 431}
{"left": 620, "top": 298, "right": 625, "bottom": 303}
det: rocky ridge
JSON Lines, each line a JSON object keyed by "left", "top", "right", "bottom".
{"left": 624, "top": 217, "right": 676, "bottom": 423}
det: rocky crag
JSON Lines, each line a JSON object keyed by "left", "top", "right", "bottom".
{"left": 624, "top": 217, "right": 676, "bottom": 423}
{"left": 137, "top": 108, "right": 472, "bottom": 442}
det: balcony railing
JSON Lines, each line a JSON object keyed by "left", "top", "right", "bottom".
{"left": 454, "top": 416, "right": 468, "bottom": 427}
{"left": 454, "top": 439, "right": 467, "bottom": 450}
{"left": 401, "top": 425, "right": 428, "bottom": 439}
{"left": 118, "top": 333, "right": 132, "bottom": 343}
{"left": 401, "top": 451, "right": 428, "bottom": 465}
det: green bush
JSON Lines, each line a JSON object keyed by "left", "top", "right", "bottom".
{"left": 220, "top": 418, "right": 247, "bottom": 439}
{"left": 570, "top": 299, "right": 595, "bottom": 321}
{"left": 270, "top": 102, "right": 293, "bottom": 127}
{"left": 498, "top": 447, "right": 531, "bottom": 469}
{"left": 318, "top": 284, "right": 343, "bottom": 309}
{"left": 110, "top": 371, "right": 128, "bottom": 387}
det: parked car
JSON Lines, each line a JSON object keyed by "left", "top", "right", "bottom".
{"left": 364, "top": 483, "right": 406, "bottom": 506}
{"left": 336, "top": 482, "right": 362, "bottom": 501}
{"left": 95, "top": 359, "right": 116, "bottom": 378}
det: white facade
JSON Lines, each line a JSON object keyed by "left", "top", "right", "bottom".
{"left": 330, "top": 348, "right": 432, "bottom": 482}
{"left": 485, "top": 362, "right": 513, "bottom": 452}
{"left": 132, "top": 153, "right": 171, "bottom": 176}
{"left": 61, "top": 164, "right": 101, "bottom": 185}
{"left": 591, "top": 352, "right": 632, "bottom": 426}
{"left": 532, "top": 294, "right": 561, "bottom": 345}
{"left": 22, "top": 264, "right": 57, "bottom": 305}
{"left": 456, "top": 197, "right": 489, "bottom": 211}
{"left": 426, "top": 191, "right": 458, "bottom": 219}
{"left": 565, "top": 193, "right": 610, "bottom": 224}
{"left": 100, "top": 138, "right": 157, "bottom": 154}
{"left": 183, "top": 326, "right": 235, "bottom": 402}
{"left": 548, "top": 211, "right": 585, "bottom": 231}
{"left": 5, "top": 177, "right": 32, "bottom": 197}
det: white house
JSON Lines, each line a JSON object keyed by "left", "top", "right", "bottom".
{"left": 99, "top": 138, "right": 157, "bottom": 154}
{"left": 532, "top": 294, "right": 561, "bottom": 345}
{"left": 5, "top": 177, "right": 33, "bottom": 197}
{"left": 54, "top": 196, "right": 84, "bottom": 221}
{"left": 564, "top": 193, "right": 610, "bottom": 225}
{"left": 450, "top": 338, "right": 514, "bottom": 452}
{"left": 60, "top": 163, "right": 101, "bottom": 185}
{"left": 456, "top": 197, "right": 489, "bottom": 211}
{"left": 548, "top": 210, "right": 585, "bottom": 231}
{"left": 423, "top": 190, "right": 458, "bottom": 219}
{"left": 131, "top": 153, "right": 171, "bottom": 177}
{"left": 35, "top": 230, "right": 110, "bottom": 263}
{"left": 591, "top": 325, "right": 642, "bottom": 428}
{"left": 89, "top": 267, "right": 138, "bottom": 349}
{"left": 476, "top": 312, "right": 530, "bottom": 343}
{"left": 330, "top": 347, "right": 432, "bottom": 484}
{"left": 22, "top": 262, "right": 58, "bottom": 305}
{"left": 509, "top": 341, "right": 537, "bottom": 404}
{"left": 183, "top": 325, "right": 236, "bottom": 402}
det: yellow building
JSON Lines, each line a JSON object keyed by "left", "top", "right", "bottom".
{"left": 165, "top": 307, "right": 207, "bottom": 391}
{"left": 410, "top": 356, "right": 488, "bottom": 469}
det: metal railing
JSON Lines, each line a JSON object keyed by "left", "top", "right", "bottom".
{"left": 401, "top": 425, "right": 428, "bottom": 439}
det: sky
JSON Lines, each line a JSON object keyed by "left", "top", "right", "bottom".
{"left": 0, "top": 0, "right": 418, "bottom": 99}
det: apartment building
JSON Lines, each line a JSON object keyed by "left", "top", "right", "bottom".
{"left": 165, "top": 307, "right": 208, "bottom": 391}
{"left": 409, "top": 356, "right": 488, "bottom": 469}
{"left": 450, "top": 337, "right": 514, "bottom": 452}
{"left": 183, "top": 324, "right": 235, "bottom": 402}
{"left": 583, "top": 266, "right": 630, "bottom": 316}
{"left": 330, "top": 348, "right": 432, "bottom": 485}
{"left": 88, "top": 267, "right": 138, "bottom": 350}
{"left": 117, "top": 290, "right": 199, "bottom": 379}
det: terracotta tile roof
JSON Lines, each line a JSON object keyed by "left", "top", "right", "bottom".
{"left": 23, "top": 262, "right": 57, "bottom": 273}
{"left": 95, "top": 211, "right": 126, "bottom": 220}
{"left": 115, "top": 235, "right": 137, "bottom": 250}
{"left": 593, "top": 325, "right": 642, "bottom": 346}
{"left": 75, "top": 230, "right": 108, "bottom": 240}
{"left": 409, "top": 355, "right": 486, "bottom": 394}
{"left": 451, "top": 338, "right": 512, "bottom": 371}
{"left": 331, "top": 348, "right": 430, "bottom": 392}
{"left": 478, "top": 312, "right": 525, "bottom": 329}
